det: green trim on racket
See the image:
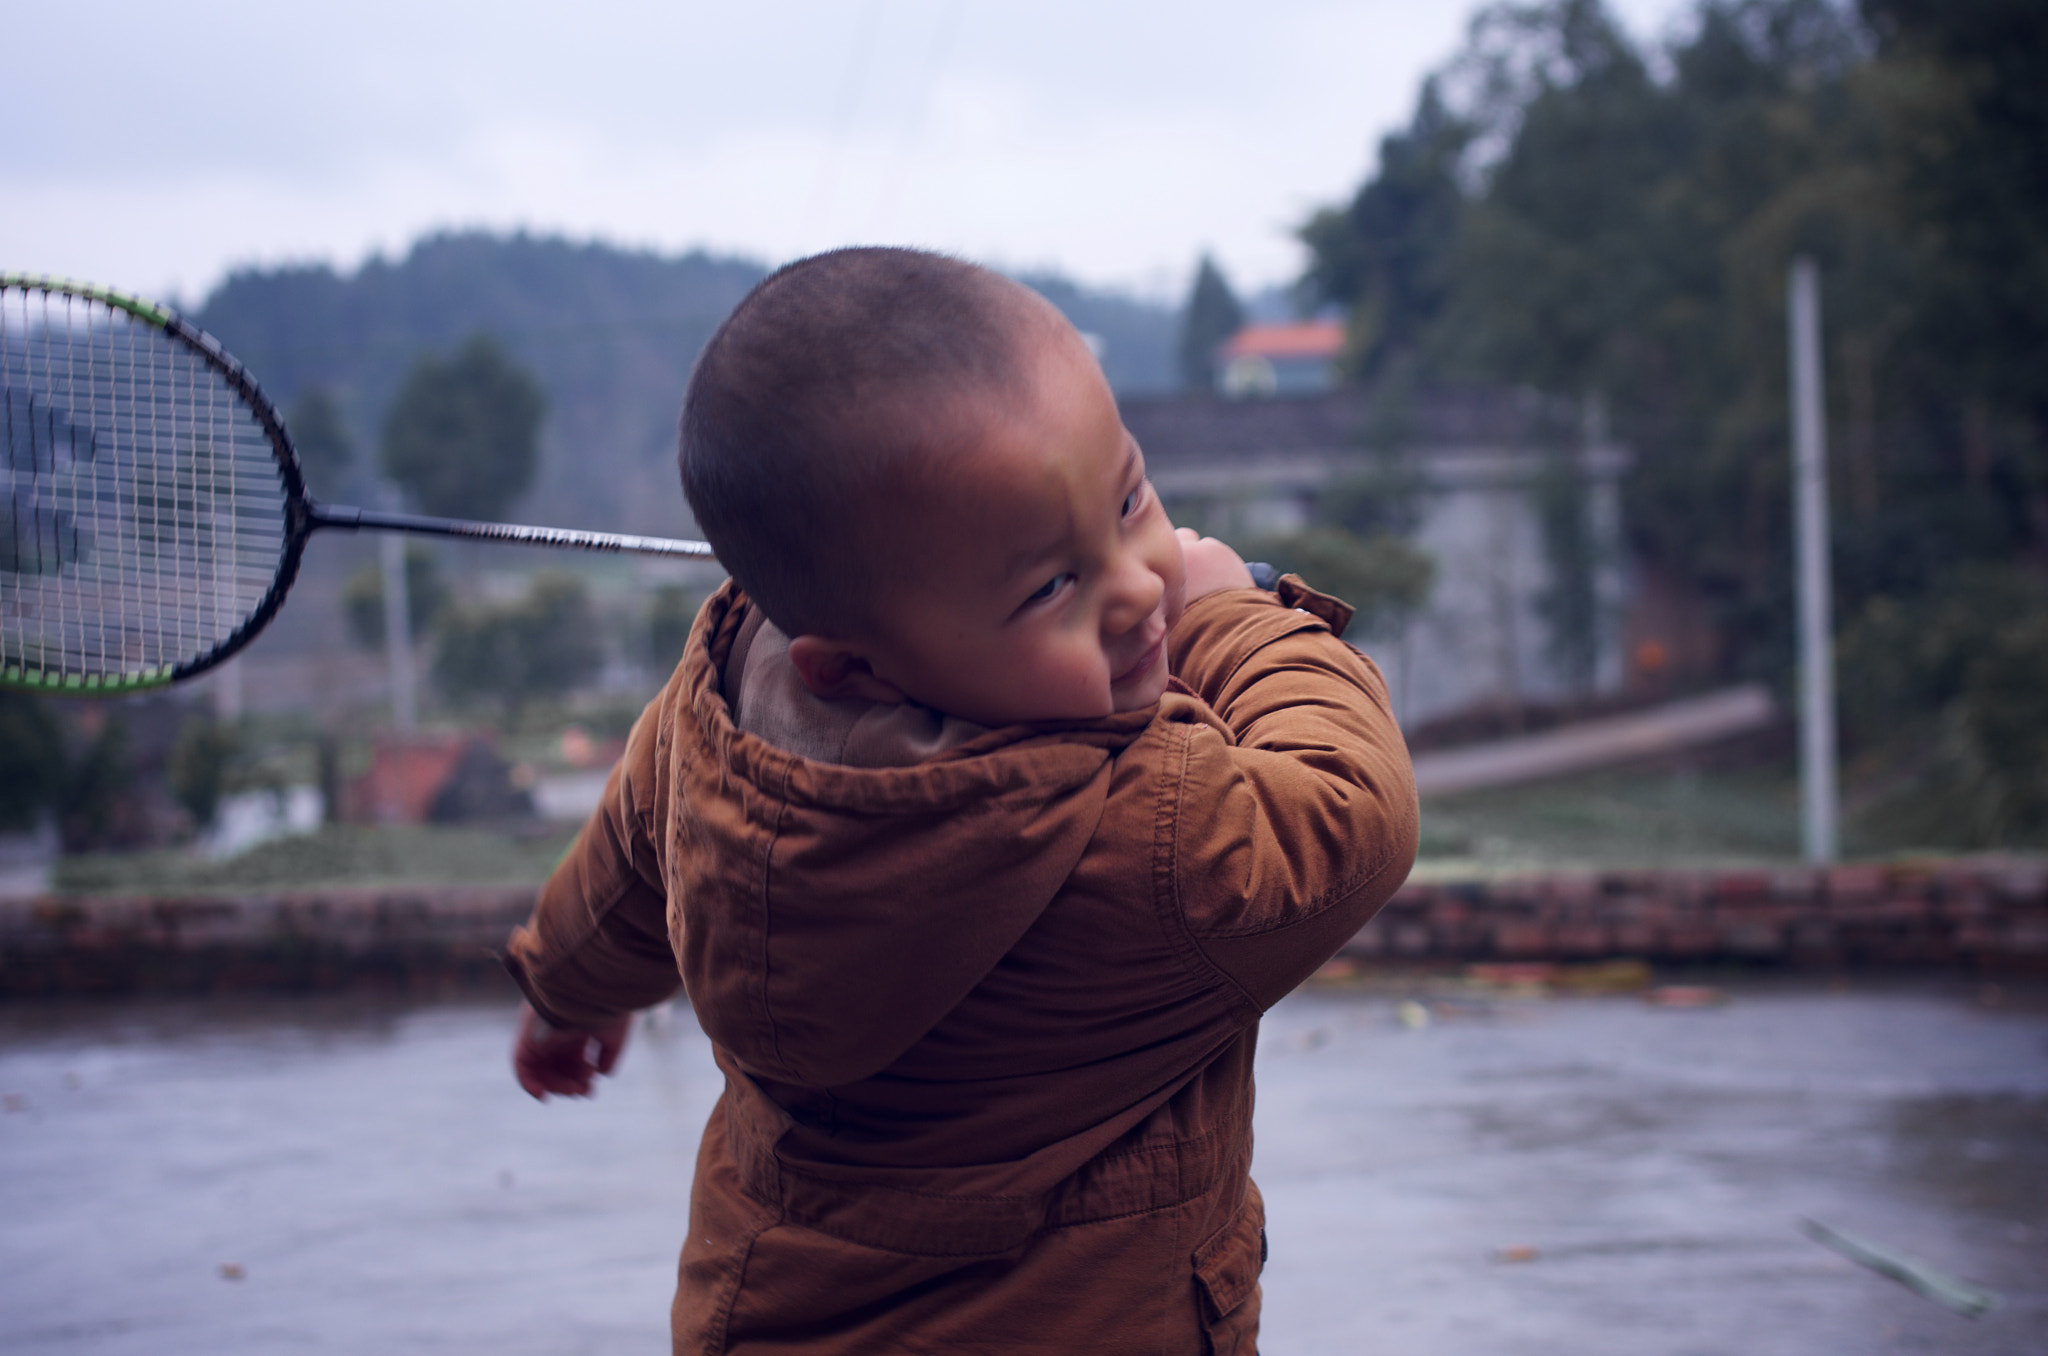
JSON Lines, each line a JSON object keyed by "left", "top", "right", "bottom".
{"left": 0, "top": 273, "right": 175, "bottom": 329}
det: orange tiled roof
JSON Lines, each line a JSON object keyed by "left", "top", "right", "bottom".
{"left": 1218, "top": 321, "right": 1345, "bottom": 360}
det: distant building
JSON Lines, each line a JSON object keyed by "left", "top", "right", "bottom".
{"left": 1215, "top": 321, "right": 1346, "bottom": 397}
{"left": 1121, "top": 389, "right": 1632, "bottom": 731}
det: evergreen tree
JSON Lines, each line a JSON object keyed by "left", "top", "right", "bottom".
{"left": 285, "top": 386, "right": 353, "bottom": 494}
{"left": 1176, "top": 255, "right": 1245, "bottom": 392}
{"left": 381, "top": 335, "right": 545, "bottom": 521}
{"left": 1298, "top": 79, "right": 1470, "bottom": 381}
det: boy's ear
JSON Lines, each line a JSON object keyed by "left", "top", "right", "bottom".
{"left": 786, "top": 635, "right": 910, "bottom": 705}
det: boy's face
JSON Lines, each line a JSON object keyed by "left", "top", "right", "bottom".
{"left": 837, "top": 316, "right": 1187, "bottom": 727}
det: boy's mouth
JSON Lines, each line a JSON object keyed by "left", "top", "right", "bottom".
{"left": 1110, "top": 630, "right": 1166, "bottom": 689}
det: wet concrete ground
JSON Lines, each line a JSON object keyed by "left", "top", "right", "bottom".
{"left": 1, "top": 978, "right": 2042, "bottom": 1355}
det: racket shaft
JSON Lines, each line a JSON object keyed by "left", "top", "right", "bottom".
{"left": 309, "top": 503, "right": 714, "bottom": 558}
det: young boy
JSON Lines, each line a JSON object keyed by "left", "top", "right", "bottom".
{"left": 504, "top": 248, "right": 1417, "bottom": 1354}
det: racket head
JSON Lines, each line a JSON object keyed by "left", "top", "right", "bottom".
{"left": 0, "top": 274, "right": 309, "bottom": 695}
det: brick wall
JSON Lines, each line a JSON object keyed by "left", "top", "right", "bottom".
{"left": 0, "top": 887, "right": 537, "bottom": 998}
{"left": 2, "top": 858, "right": 2043, "bottom": 998}
{"left": 1354, "top": 860, "right": 2048, "bottom": 971}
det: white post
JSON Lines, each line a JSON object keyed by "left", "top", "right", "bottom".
{"left": 213, "top": 656, "right": 243, "bottom": 723}
{"left": 380, "top": 533, "right": 417, "bottom": 732}
{"left": 1789, "top": 257, "right": 1838, "bottom": 864}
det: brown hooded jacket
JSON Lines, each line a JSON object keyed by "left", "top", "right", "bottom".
{"left": 503, "top": 576, "right": 1418, "bottom": 1354}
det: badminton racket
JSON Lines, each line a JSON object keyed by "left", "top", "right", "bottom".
{"left": 1, "top": 273, "right": 713, "bottom": 695}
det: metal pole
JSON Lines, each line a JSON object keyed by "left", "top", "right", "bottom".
{"left": 1789, "top": 257, "right": 1838, "bottom": 864}
{"left": 380, "top": 533, "right": 417, "bottom": 733}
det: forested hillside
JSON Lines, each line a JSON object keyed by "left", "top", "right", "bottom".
{"left": 194, "top": 233, "right": 1178, "bottom": 538}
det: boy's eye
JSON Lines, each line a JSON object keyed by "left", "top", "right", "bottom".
{"left": 1024, "top": 573, "right": 1074, "bottom": 606}
{"left": 1121, "top": 485, "right": 1145, "bottom": 518}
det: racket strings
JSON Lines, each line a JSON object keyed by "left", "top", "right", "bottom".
{"left": 2, "top": 285, "right": 288, "bottom": 687}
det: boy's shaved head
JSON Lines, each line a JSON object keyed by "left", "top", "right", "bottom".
{"left": 681, "top": 247, "right": 1046, "bottom": 638}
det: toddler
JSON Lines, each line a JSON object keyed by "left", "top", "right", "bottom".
{"left": 505, "top": 247, "right": 1417, "bottom": 1354}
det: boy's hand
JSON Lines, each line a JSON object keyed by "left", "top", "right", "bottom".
{"left": 512, "top": 1004, "right": 631, "bottom": 1100}
{"left": 1177, "top": 528, "right": 1254, "bottom": 602}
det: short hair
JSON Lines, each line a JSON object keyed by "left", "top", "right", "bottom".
{"left": 680, "top": 247, "right": 1038, "bottom": 638}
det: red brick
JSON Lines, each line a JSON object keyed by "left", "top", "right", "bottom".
{"left": 1789, "top": 921, "right": 1837, "bottom": 950}
{"left": 1724, "top": 923, "right": 1785, "bottom": 954}
{"left": 1994, "top": 862, "right": 2048, "bottom": 904}
{"left": 1768, "top": 868, "right": 1821, "bottom": 902}
{"left": 1492, "top": 922, "right": 1553, "bottom": 956}
{"left": 1543, "top": 873, "right": 1600, "bottom": 905}
{"left": 1610, "top": 922, "right": 1659, "bottom": 953}
{"left": 1712, "top": 871, "right": 1771, "bottom": 902}
{"left": 1428, "top": 898, "right": 1471, "bottom": 926}
{"left": 1392, "top": 923, "right": 1435, "bottom": 955}
{"left": 1553, "top": 925, "right": 1611, "bottom": 955}
{"left": 1661, "top": 925, "right": 1721, "bottom": 955}
{"left": 1826, "top": 865, "right": 1887, "bottom": 902}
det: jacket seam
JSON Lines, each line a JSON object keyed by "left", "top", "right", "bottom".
{"left": 518, "top": 870, "right": 639, "bottom": 993}
{"left": 711, "top": 1210, "right": 779, "bottom": 1352}
{"left": 1210, "top": 615, "right": 1334, "bottom": 702}
{"left": 759, "top": 752, "right": 797, "bottom": 1082}
{"left": 769, "top": 1123, "right": 1233, "bottom": 1208}
{"left": 1157, "top": 722, "right": 1262, "bottom": 1018}
{"left": 1193, "top": 837, "right": 1408, "bottom": 940}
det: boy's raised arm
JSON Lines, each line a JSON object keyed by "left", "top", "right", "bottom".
{"left": 1165, "top": 567, "right": 1419, "bottom": 1010}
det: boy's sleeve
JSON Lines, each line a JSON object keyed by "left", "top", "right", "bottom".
{"left": 501, "top": 684, "right": 684, "bottom": 1029}
{"left": 1163, "top": 576, "right": 1419, "bottom": 1011}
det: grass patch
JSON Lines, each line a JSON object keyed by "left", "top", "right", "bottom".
{"left": 51, "top": 823, "right": 581, "bottom": 897}
{"left": 1416, "top": 764, "right": 1811, "bottom": 878}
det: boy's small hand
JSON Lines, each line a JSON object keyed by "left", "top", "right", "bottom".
{"left": 513, "top": 1004, "right": 631, "bottom": 1100}
{"left": 1177, "top": 528, "right": 1254, "bottom": 602}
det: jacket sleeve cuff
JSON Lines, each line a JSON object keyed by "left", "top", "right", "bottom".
{"left": 1170, "top": 574, "right": 1356, "bottom": 707}
{"left": 1275, "top": 573, "right": 1354, "bottom": 636}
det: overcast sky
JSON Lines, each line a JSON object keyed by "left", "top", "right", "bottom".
{"left": 7, "top": 0, "right": 1693, "bottom": 308}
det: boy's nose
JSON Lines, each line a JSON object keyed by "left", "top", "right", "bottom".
{"left": 1102, "top": 549, "right": 1165, "bottom": 634}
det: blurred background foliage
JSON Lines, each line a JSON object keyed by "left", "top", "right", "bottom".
{"left": 1297, "top": 0, "right": 2048, "bottom": 845}
{"left": 432, "top": 573, "right": 604, "bottom": 719}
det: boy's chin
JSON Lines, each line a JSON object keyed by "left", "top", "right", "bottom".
{"left": 1110, "top": 660, "right": 1171, "bottom": 714}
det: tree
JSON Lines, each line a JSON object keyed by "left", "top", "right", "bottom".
{"left": 381, "top": 335, "right": 545, "bottom": 521}
{"left": 433, "top": 572, "right": 601, "bottom": 717}
{"left": 1293, "top": 0, "right": 2048, "bottom": 837}
{"left": 1297, "top": 78, "right": 1471, "bottom": 382}
{"left": 1176, "top": 255, "right": 1245, "bottom": 392}
{"left": 56, "top": 713, "right": 134, "bottom": 853}
{"left": 0, "top": 692, "right": 63, "bottom": 832}
{"left": 342, "top": 547, "right": 447, "bottom": 650}
{"left": 1296, "top": 0, "right": 2036, "bottom": 677}
{"left": 645, "top": 584, "right": 697, "bottom": 672}
{"left": 167, "top": 717, "right": 238, "bottom": 831}
{"left": 286, "top": 386, "right": 353, "bottom": 494}
{"left": 1239, "top": 527, "right": 1436, "bottom": 639}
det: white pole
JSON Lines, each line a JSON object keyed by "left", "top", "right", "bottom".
{"left": 1789, "top": 257, "right": 1838, "bottom": 864}
{"left": 380, "top": 533, "right": 417, "bottom": 733}
{"left": 213, "top": 656, "right": 243, "bottom": 723}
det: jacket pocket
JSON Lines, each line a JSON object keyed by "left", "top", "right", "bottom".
{"left": 1191, "top": 1186, "right": 1265, "bottom": 1355}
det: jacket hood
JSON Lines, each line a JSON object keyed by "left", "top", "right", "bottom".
{"left": 670, "top": 584, "right": 1155, "bottom": 1088}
